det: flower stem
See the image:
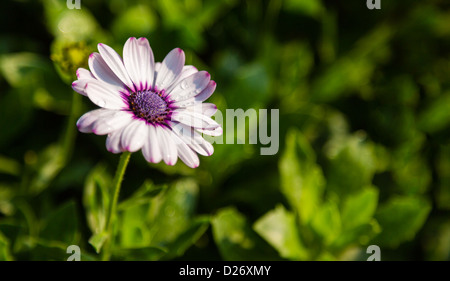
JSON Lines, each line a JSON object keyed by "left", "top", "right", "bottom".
{"left": 102, "top": 151, "right": 131, "bottom": 261}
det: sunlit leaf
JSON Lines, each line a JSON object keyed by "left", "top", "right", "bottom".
{"left": 254, "top": 204, "right": 308, "bottom": 260}
{"left": 310, "top": 201, "right": 341, "bottom": 245}
{"left": 332, "top": 220, "right": 381, "bottom": 250}
{"left": 212, "top": 207, "right": 279, "bottom": 261}
{"left": 88, "top": 232, "right": 108, "bottom": 255}
{"left": 341, "top": 187, "right": 379, "bottom": 229}
{"left": 0, "top": 155, "right": 21, "bottom": 176}
{"left": 279, "top": 129, "right": 325, "bottom": 224}
{"left": 283, "top": 0, "right": 324, "bottom": 18}
{"left": 42, "top": 0, "right": 102, "bottom": 41}
{"left": 325, "top": 134, "right": 377, "bottom": 198}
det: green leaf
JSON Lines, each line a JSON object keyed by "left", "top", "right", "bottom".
{"left": 119, "top": 202, "right": 151, "bottom": 248}
{"left": 436, "top": 145, "right": 450, "bottom": 210}
{"left": 341, "top": 187, "right": 379, "bottom": 229}
{"left": 325, "top": 134, "right": 377, "bottom": 198}
{"left": 311, "top": 25, "right": 392, "bottom": 102}
{"left": 0, "top": 155, "right": 21, "bottom": 176}
{"left": 88, "top": 232, "right": 108, "bottom": 254}
{"left": 332, "top": 220, "right": 381, "bottom": 250}
{"left": 0, "top": 53, "right": 49, "bottom": 88}
{"left": 279, "top": 129, "right": 325, "bottom": 224}
{"left": 29, "top": 240, "right": 96, "bottom": 261}
{"left": 392, "top": 154, "right": 432, "bottom": 195}
{"left": 212, "top": 207, "right": 279, "bottom": 261}
{"left": 42, "top": 0, "right": 102, "bottom": 41}
{"left": 28, "top": 144, "right": 66, "bottom": 195}
{"left": 148, "top": 179, "right": 199, "bottom": 247}
{"left": 162, "top": 216, "right": 210, "bottom": 260}
{"left": 0, "top": 231, "right": 13, "bottom": 261}
{"left": 29, "top": 241, "right": 70, "bottom": 261}
{"left": 83, "top": 164, "right": 111, "bottom": 236}
{"left": 0, "top": 184, "right": 15, "bottom": 216}
{"left": 0, "top": 53, "right": 70, "bottom": 114}
{"left": 311, "top": 201, "right": 341, "bottom": 245}
{"left": 118, "top": 180, "right": 167, "bottom": 211}
{"left": 113, "top": 246, "right": 167, "bottom": 261}
{"left": 418, "top": 92, "right": 450, "bottom": 133}
{"left": 254, "top": 205, "right": 308, "bottom": 260}
{"left": 40, "top": 200, "right": 78, "bottom": 245}
{"left": 373, "top": 196, "right": 431, "bottom": 247}
{"left": 117, "top": 180, "right": 207, "bottom": 258}
{"left": 283, "top": 0, "right": 324, "bottom": 18}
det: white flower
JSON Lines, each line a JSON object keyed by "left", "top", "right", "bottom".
{"left": 72, "top": 37, "right": 222, "bottom": 168}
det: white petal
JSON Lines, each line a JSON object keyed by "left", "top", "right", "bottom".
{"left": 154, "top": 48, "right": 185, "bottom": 91}
{"left": 76, "top": 109, "right": 112, "bottom": 133}
{"left": 106, "top": 130, "right": 124, "bottom": 153}
{"left": 194, "top": 80, "right": 216, "bottom": 101}
{"left": 171, "top": 110, "right": 220, "bottom": 130}
{"left": 167, "top": 65, "right": 198, "bottom": 93}
{"left": 156, "top": 126, "right": 178, "bottom": 165}
{"left": 123, "top": 37, "right": 155, "bottom": 92}
{"left": 92, "top": 110, "right": 134, "bottom": 135}
{"left": 170, "top": 121, "right": 214, "bottom": 156}
{"left": 175, "top": 136, "right": 200, "bottom": 168}
{"left": 168, "top": 71, "right": 210, "bottom": 101}
{"left": 154, "top": 62, "right": 162, "bottom": 73}
{"left": 142, "top": 125, "right": 162, "bottom": 163}
{"left": 98, "top": 43, "right": 135, "bottom": 92}
{"left": 120, "top": 119, "right": 148, "bottom": 152}
{"left": 89, "top": 52, "right": 124, "bottom": 88}
{"left": 196, "top": 126, "right": 223, "bottom": 136}
{"left": 76, "top": 68, "right": 94, "bottom": 79}
{"left": 85, "top": 80, "right": 129, "bottom": 110}
{"left": 185, "top": 103, "right": 218, "bottom": 117}
{"left": 172, "top": 80, "right": 216, "bottom": 107}
{"left": 72, "top": 79, "right": 91, "bottom": 96}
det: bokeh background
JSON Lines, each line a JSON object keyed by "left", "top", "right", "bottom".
{"left": 0, "top": 0, "right": 449, "bottom": 261}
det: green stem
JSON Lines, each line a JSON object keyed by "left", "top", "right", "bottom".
{"left": 102, "top": 151, "right": 132, "bottom": 261}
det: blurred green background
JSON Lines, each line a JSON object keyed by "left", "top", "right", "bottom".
{"left": 0, "top": 0, "right": 449, "bottom": 261}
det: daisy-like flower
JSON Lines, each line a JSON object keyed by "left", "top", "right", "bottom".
{"left": 72, "top": 37, "right": 222, "bottom": 168}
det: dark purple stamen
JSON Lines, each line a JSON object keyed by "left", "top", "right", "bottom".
{"left": 128, "top": 90, "right": 169, "bottom": 123}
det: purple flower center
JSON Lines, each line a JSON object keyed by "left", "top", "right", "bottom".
{"left": 128, "top": 90, "right": 169, "bottom": 123}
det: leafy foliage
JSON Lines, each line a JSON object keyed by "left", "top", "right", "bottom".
{"left": 0, "top": 0, "right": 448, "bottom": 260}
